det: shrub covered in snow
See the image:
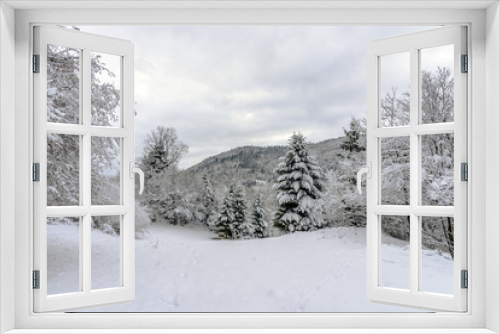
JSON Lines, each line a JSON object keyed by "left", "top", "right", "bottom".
{"left": 135, "top": 202, "right": 151, "bottom": 239}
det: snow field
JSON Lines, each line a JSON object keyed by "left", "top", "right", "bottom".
{"left": 47, "top": 223, "right": 452, "bottom": 312}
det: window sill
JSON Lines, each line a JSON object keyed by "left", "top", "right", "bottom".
{"left": 3, "top": 329, "right": 498, "bottom": 334}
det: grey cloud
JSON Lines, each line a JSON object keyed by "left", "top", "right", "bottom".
{"left": 81, "top": 25, "right": 436, "bottom": 169}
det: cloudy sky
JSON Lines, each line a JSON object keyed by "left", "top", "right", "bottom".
{"left": 80, "top": 25, "right": 443, "bottom": 169}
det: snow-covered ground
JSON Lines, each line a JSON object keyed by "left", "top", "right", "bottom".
{"left": 47, "top": 223, "right": 453, "bottom": 312}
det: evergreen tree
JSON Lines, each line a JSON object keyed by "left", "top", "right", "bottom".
{"left": 252, "top": 194, "right": 269, "bottom": 238}
{"left": 232, "top": 187, "right": 246, "bottom": 225}
{"left": 273, "top": 133, "right": 325, "bottom": 232}
{"left": 340, "top": 116, "right": 366, "bottom": 154}
{"left": 214, "top": 186, "right": 236, "bottom": 238}
{"left": 232, "top": 187, "right": 253, "bottom": 238}
{"left": 238, "top": 221, "right": 255, "bottom": 239}
{"left": 202, "top": 174, "right": 216, "bottom": 226}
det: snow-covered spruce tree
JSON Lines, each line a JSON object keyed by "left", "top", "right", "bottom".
{"left": 238, "top": 220, "right": 255, "bottom": 239}
{"left": 214, "top": 186, "right": 236, "bottom": 238}
{"left": 341, "top": 115, "right": 366, "bottom": 155}
{"left": 232, "top": 187, "right": 246, "bottom": 224}
{"left": 252, "top": 194, "right": 269, "bottom": 238}
{"left": 232, "top": 187, "right": 253, "bottom": 239}
{"left": 201, "top": 174, "right": 216, "bottom": 226}
{"left": 273, "top": 133, "right": 325, "bottom": 232}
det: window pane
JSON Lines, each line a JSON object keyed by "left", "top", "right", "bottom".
{"left": 47, "top": 45, "right": 81, "bottom": 124}
{"left": 47, "top": 133, "right": 80, "bottom": 206}
{"left": 381, "top": 137, "right": 410, "bottom": 205}
{"left": 92, "top": 216, "right": 121, "bottom": 290}
{"left": 47, "top": 217, "right": 80, "bottom": 295}
{"left": 421, "top": 134, "right": 454, "bottom": 206}
{"left": 380, "top": 52, "right": 410, "bottom": 127}
{"left": 91, "top": 52, "right": 121, "bottom": 127}
{"left": 421, "top": 216, "right": 454, "bottom": 295}
{"left": 91, "top": 137, "right": 121, "bottom": 205}
{"left": 420, "top": 45, "right": 454, "bottom": 124}
{"left": 380, "top": 215, "right": 410, "bottom": 290}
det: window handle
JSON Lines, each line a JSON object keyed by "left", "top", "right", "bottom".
{"left": 129, "top": 162, "right": 145, "bottom": 195}
{"left": 356, "top": 162, "right": 372, "bottom": 195}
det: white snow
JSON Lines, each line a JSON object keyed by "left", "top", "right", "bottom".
{"left": 46, "top": 223, "right": 453, "bottom": 312}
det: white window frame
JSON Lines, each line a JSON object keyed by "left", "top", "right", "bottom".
{"left": 366, "top": 26, "right": 468, "bottom": 312}
{"left": 1, "top": 1, "right": 499, "bottom": 333}
{"left": 33, "top": 26, "right": 136, "bottom": 312}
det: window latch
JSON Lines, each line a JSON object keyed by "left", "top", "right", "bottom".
{"left": 356, "top": 162, "right": 372, "bottom": 195}
{"left": 129, "top": 162, "right": 145, "bottom": 195}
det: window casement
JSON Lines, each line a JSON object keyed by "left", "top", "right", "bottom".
{"left": 3, "top": 3, "right": 496, "bottom": 333}
{"left": 363, "top": 26, "right": 468, "bottom": 312}
{"left": 33, "top": 26, "right": 140, "bottom": 312}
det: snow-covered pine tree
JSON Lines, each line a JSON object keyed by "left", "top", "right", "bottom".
{"left": 252, "top": 194, "right": 269, "bottom": 238}
{"left": 214, "top": 186, "right": 236, "bottom": 238}
{"left": 341, "top": 116, "right": 366, "bottom": 155}
{"left": 238, "top": 220, "right": 255, "bottom": 239}
{"left": 232, "top": 187, "right": 246, "bottom": 224}
{"left": 273, "top": 132, "right": 325, "bottom": 232}
{"left": 202, "top": 174, "right": 216, "bottom": 226}
{"left": 232, "top": 187, "right": 253, "bottom": 239}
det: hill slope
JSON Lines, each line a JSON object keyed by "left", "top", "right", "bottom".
{"left": 182, "top": 136, "right": 345, "bottom": 188}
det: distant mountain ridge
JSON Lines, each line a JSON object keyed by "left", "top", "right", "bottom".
{"left": 182, "top": 136, "right": 346, "bottom": 188}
